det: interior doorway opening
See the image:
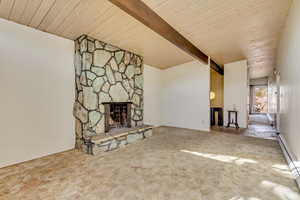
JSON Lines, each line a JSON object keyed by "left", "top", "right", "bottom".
{"left": 251, "top": 86, "right": 268, "bottom": 114}
{"left": 245, "top": 77, "right": 278, "bottom": 140}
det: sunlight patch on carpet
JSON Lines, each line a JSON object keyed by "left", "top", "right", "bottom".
{"left": 260, "top": 180, "right": 300, "bottom": 200}
{"left": 181, "top": 150, "right": 257, "bottom": 165}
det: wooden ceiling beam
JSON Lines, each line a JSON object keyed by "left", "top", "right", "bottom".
{"left": 210, "top": 60, "right": 224, "bottom": 75}
{"left": 108, "top": 0, "right": 224, "bottom": 75}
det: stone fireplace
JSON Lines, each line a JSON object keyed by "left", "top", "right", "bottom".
{"left": 103, "top": 102, "right": 132, "bottom": 132}
{"left": 73, "top": 35, "right": 151, "bottom": 155}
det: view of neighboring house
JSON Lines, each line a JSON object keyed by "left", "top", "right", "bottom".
{"left": 0, "top": 0, "right": 300, "bottom": 199}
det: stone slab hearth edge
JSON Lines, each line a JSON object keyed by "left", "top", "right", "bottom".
{"left": 90, "top": 125, "right": 154, "bottom": 155}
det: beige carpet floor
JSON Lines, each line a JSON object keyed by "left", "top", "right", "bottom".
{"left": 245, "top": 114, "right": 277, "bottom": 140}
{"left": 0, "top": 127, "right": 299, "bottom": 200}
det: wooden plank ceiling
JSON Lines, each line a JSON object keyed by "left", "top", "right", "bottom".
{"left": 0, "top": 0, "right": 292, "bottom": 78}
{"left": 108, "top": 0, "right": 223, "bottom": 75}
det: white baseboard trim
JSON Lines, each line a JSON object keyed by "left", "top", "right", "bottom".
{"left": 277, "top": 134, "right": 300, "bottom": 190}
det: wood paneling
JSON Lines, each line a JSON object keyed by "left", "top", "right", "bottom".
{"left": 142, "top": 0, "right": 291, "bottom": 78}
{"left": 38, "top": 0, "right": 81, "bottom": 32}
{"left": 0, "top": 0, "right": 291, "bottom": 78}
{"left": 211, "top": 60, "right": 223, "bottom": 75}
{"left": 9, "top": 0, "right": 28, "bottom": 22}
{"left": 29, "top": 0, "right": 55, "bottom": 28}
{"left": 0, "top": 0, "right": 15, "bottom": 19}
{"left": 19, "top": 0, "right": 43, "bottom": 25}
{"left": 109, "top": 0, "right": 209, "bottom": 66}
{"left": 210, "top": 69, "right": 224, "bottom": 108}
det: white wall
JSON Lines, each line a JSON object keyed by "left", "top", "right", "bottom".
{"left": 161, "top": 61, "right": 210, "bottom": 131}
{"left": 224, "top": 60, "right": 248, "bottom": 128}
{"left": 276, "top": 0, "right": 300, "bottom": 160}
{"left": 268, "top": 74, "right": 278, "bottom": 114}
{"left": 0, "top": 19, "right": 75, "bottom": 168}
{"left": 144, "top": 65, "right": 162, "bottom": 126}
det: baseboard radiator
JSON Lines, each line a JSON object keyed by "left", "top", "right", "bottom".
{"left": 277, "top": 133, "right": 300, "bottom": 189}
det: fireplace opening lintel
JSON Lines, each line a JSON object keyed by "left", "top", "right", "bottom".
{"left": 102, "top": 102, "right": 133, "bottom": 105}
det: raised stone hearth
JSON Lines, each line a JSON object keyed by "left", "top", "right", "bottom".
{"left": 88, "top": 125, "right": 153, "bottom": 155}
{"left": 73, "top": 35, "right": 147, "bottom": 154}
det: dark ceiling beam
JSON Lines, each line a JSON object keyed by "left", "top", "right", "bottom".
{"left": 211, "top": 60, "right": 224, "bottom": 75}
{"left": 108, "top": 0, "right": 224, "bottom": 75}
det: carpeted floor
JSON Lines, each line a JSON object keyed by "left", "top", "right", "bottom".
{"left": 246, "top": 114, "right": 277, "bottom": 140}
{"left": 0, "top": 127, "right": 299, "bottom": 200}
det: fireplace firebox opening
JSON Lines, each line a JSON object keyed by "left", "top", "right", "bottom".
{"left": 103, "top": 102, "right": 132, "bottom": 133}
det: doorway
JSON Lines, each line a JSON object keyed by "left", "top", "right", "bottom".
{"left": 251, "top": 86, "right": 268, "bottom": 114}
{"left": 246, "top": 77, "right": 277, "bottom": 140}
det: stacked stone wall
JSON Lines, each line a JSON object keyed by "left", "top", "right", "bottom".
{"left": 73, "top": 35, "right": 143, "bottom": 148}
